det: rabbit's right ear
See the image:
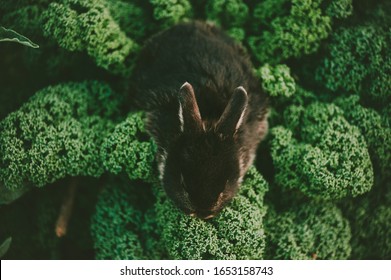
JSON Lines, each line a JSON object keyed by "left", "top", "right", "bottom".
{"left": 179, "top": 82, "right": 204, "bottom": 133}
{"left": 216, "top": 86, "right": 248, "bottom": 136}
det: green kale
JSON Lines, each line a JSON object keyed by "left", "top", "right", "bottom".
{"left": 91, "top": 177, "right": 162, "bottom": 260}
{"left": 205, "top": 0, "right": 249, "bottom": 41}
{"left": 248, "top": 0, "right": 331, "bottom": 64}
{"left": 105, "top": 0, "right": 150, "bottom": 42}
{"left": 257, "top": 64, "right": 295, "bottom": 98}
{"left": 101, "top": 112, "right": 157, "bottom": 182}
{"left": 265, "top": 202, "right": 351, "bottom": 259}
{"left": 271, "top": 102, "right": 374, "bottom": 199}
{"left": 42, "top": 0, "right": 140, "bottom": 76}
{"left": 335, "top": 95, "right": 391, "bottom": 177}
{"left": 0, "top": 81, "right": 119, "bottom": 191}
{"left": 149, "top": 0, "right": 192, "bottom": 29}
{"left": 317, "top": 24, "right": 391, "bottom": 104}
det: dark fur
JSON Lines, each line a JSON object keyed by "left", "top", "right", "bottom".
{"left": 131, "top": 21, "right": 268, "bottom": 219}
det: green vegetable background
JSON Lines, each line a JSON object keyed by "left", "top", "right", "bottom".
{"left": 0, "top": 0, "right": 390, "bottom": 260}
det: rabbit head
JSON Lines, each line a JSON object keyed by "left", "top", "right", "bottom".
{"left": 160, "top": 82, "right": 249, "bottom": 219}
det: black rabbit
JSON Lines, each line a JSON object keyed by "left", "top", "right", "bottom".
{"left": 131, "top": 21, "right": 268, "bottom": 219}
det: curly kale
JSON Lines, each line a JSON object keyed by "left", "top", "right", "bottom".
{"left": 205, "top": 0, "right": 249, "bottom": 41}
{"left": 271, "top": 102, "right": 374, "bottom": 200}
{"left": 270, "top": 85, "right": 317, "bottom": 129}
{"left": 382, "top": 104, "right": 391, "bottom": 127}
{"left": 324, "top": 0, "right": 353, "bottom": 19}
{"left": 335, "top": 95, "right": 391, "bottom": 177}
{"left": 364, "top": 204, "right": 391, "bottom": 259}
{"left": 92, "top": 112, "right": 162, "bottom": 259}
{"left": 341, "top": 177, "right": 391, "bottom": 260}
{"left": 257, "top": 64, "right": 295, "bottom": 98}
{"left": 0, "top": 1, "right": 49, "bottom": 37}
{"left": 317, "top": 24, "right": 391, "bottom": 104}
{"left": 149, "top": 0, "right": 192, "bottom": 29}
{"left": 249, "top": 0, "right": 331, "bottom": 64}
{"left": 105, "top": 0, "right": 150, "bottom": 42}
{"left": 265, "top": 202, "right": 351, "bottom": 259}
{"left": 91, "top": 177, "right": 163, "bottom": 260}
{"left": 101, "top": 112, "right": 157, "bottom": 182}
{"left": 0, "top": 81, "right": 119, "bottom": 190}
{"left": 42, "top": 0, "right": 140, "bottom": 75}
{"left": 248, "top": 0, "right": 354, "bottom": 64}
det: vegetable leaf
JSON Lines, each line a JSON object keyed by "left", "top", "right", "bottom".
{"left": 0, "top": 26, "right": 39, "bottom": 48}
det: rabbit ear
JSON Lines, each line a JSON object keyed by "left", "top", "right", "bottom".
{"left": 179, "top": 82, "right": 204, "bottom": 133}
{"left": 216, "top": 86, "right": 248, "bottom": 136}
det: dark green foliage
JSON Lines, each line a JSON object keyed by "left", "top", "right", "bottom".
{"left": 251, "top": 0, "right": 286, "bottom": 27}
{"left": 341, "top": 179, "right": 391, "bottom": 259}
{"left": 91, "top": 177, "right": 162, "bottom": 260}
{"left": 324, "top": 0, "right": 353, "bottom": 19}
{"left": 248, "top": 0, "right": 353, "bottom": 64}
{"left": 155, "top": 166, "right": 268, "bottom": 259}
{"left": 0, "top": 237, "right": 12, "bottom": 258}
{"left": 0, "top": 2, "right": 48, "bottom": 37}
{"left": 365, "top": 205, "right": 391, "bottom": 259}
{"left": 42, "top": 0, "right": 140, "bottom": 76}
{"left": 0, "top": 183, "right": 31, "bottom": 205}
{"left": 106, "top": 0, "right": 150, "bottom": 42}
{"left": 0, "top": 0, "right": 144, "bottom": 86}
{"left": 265, "top": 202, "right": 351, "bottom": 259}
{"left": 335, "top": 95, "right": 391, "bottom": 176}
{"left": 382, "top": 104, "right": 391, "bottom": 127}
{"left": 317, "top": 24, "right": 391, "bottom": 104}
{"left": 249, "top": 0, "right": 331, "bottom": 64}
{"left": 91, "top": 112, "right": 163, "bottom": 259}
{"left": 257, "top": 64, "right": 295, "bottom": 98}
{"left": 0, "top": 81, "right": 119, "bottom": 190}
{"left": 271, "top": 86, "right": 317, "bottom": 127}
{"left": 149, "top": 0, "right": 192, "bottom": 29}
{"left": 0, "top": 186, "right": 61, "bottom": 259}
{"left": 271, "top": 102, "right": 374, "bottom": 200}
{"left": 0, "top": 178, "right": 99, "bottom": 259}
{"left": 101, "top": 112, "right": 157, "bottom": 182}
{"left": 205, "top": 0, "right": 249, "bottom": 41}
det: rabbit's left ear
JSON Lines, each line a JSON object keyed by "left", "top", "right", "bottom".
{"left": 216, "top": 86, "right": 248, "bottom": 136}
{"left": 179, "top": 82, "right": 204, "bottom": 133}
